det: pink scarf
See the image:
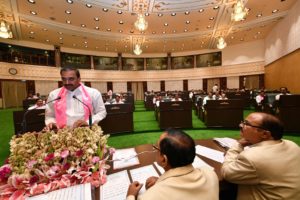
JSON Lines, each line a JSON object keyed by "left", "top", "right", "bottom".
{"left": 54, "top": 83, "right": 92, "bottom": 128}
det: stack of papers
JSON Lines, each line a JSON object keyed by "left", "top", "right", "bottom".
{"left": 129, "top": 165, "right": 159, "bottom": 195}
{"left": 113, "top": 148, "right": 140, "bottom": 169}
{"left": 100, "top": 165, "right": 159, "bottom": 200}
{"left": 27, "top": 183, "right": 91, "bottom": 200}
{"left": 195, "top": 145, "right": 225, "bottom": 163}
{"left": 213, "top": 137, "right": 238, "bottom": 149}
{"left": 100, "top": 170, "right": 130, "bottom": 200}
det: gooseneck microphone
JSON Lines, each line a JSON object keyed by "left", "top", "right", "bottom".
{"left": 72, "top": 95, "right": 92, "bottom": 127}
{"left": 21, "top": 96, "right": 61, "bottom": 134}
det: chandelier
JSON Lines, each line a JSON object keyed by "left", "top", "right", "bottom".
{"left": 0, "top": 21, "right": 13, "bottom": 39}
{"left": 134, "top": 13, "right": 148, "bottom": 32}
{"left": 231, "top": 0, "right": 249, "bottom": 22}
{"left": 217, "top": 37, "right": 227, "bottom": 49}
{"left": 133, "top": 44, "right": 142, "bottom": 55}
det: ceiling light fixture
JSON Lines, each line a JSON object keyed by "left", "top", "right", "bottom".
{"left": 0, "top": 21, "right": 13, "bottom": 39}
{"left": 231, "top": 0, "right": 249, "bottom": 22}
{"left": 217, "top": 36, "right": 227, "bottom": 49}
{"left": 133, "top": 44, "right": 142, "bottom": 55}
{"left": 134, "top": 13, "right": 148, "bottom": 31}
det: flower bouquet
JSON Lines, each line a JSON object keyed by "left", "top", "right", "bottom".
{"left": 0, "top": 125, "right": 114, "bottom": 199}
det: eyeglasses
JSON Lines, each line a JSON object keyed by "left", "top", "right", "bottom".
{"left": 240, "top": 120, "right": 268, "bottom": 131}
{"left": 152, "top": 144, "right": 160, "bottom": 151}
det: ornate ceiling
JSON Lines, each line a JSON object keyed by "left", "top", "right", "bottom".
{"left": 0, "top": 0, "right": 297, "bottom": 54}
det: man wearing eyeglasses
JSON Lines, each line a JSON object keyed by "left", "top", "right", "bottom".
{"left": 126, "top": 128, "right": 219, "bottom": 200}
{"left": 221, "top": 112, "right": 300, "bottom": 200}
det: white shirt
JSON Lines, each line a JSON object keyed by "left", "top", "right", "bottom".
{"left": 28, "top": 104, "right": 46, "bottom": 110}
{"left": 45, "top": 85, "right": 107, "bottom": 127}
{"left": 203, "top": 96, "right": 214, "bottom": 106}
{"left": 275, "top": 93, "right": 291, "bottom": 101}
{"left": 255, "top": 95, "right": 264, "bottom": 104}
{"left": 171, "top": 98, "right": 182, "bottom": 101}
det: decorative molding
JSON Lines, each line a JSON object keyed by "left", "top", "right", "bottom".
{"left": 0, "top": 61, "right": 264, "bottom": 82}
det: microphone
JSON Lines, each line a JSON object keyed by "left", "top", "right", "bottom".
{"left": 72, "top": 95, "right": 92, "bottom": 127}
{"left": 21, "top": 96, "right": 61, "bottom": 134}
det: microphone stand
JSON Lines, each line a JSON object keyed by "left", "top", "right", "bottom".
{"left": 72, "top": 95, "right": 92, "bottom": 128}
{"left": 21, "top": 96, "right": 61, "bottom": 134}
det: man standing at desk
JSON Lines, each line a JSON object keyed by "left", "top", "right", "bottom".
{"left": 221, "top": 112, "right": 300, "bottom": 200}
{"left": 126, "top": 128, "right": 219, "bottom": 200}
{"left": 45, "top": 67, "right": 107, "bottom": 130}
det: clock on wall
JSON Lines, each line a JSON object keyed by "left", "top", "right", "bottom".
{"left": 8, "top": 68, "right": 18, "bottom": 75}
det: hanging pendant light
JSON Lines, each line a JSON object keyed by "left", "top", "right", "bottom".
{"left": 217, "top": 37, "right": 227, "bottom": 49}
{"left": 0, "top": 21, "right": 13, "bottom": 39}
{"left": 231, "top": 0, "right": 249, "bottom": 22}
{"left": 133, "top": 44, "right": 142, "bottom": 55}
{"left": 134, "top": 13, "right": 148, "bottom": 32}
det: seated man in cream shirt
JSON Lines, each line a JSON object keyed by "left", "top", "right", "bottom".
{"left": 126, "top": 128, "right": 219, "bottom": 200}
{"left": 221, "top": 112, "right": 300, "bottom": 200}
{"left": 45, "top": 67, "right": 107, "bottom": 129}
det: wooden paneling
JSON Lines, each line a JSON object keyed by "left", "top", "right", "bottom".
{"left": 26, "top": 80, "right": 35, "bottom": 95}
{"left": 203, "top": 79, "right": 208, "bottom": 92}
{"left": 183, "top": 80, "right": 188, "bottom": 91}
{"left": 107, "top": 82, "right": 113, "bottom": 91}
{"left": 160, "top": 80, "right": 165, "bottom": 91}
{"left": 265, "top": 49, "right": 300, "bottom": 93}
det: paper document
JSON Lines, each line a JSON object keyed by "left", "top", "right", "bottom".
{"left": 113, "top": 148, "right": 140, "bottom": 169}
{"left": 213, "top": 137, "right": 238, "bottom": 149}
{"left": 27, "top": 183, "right": 91, "bottom": 200}
{"left": 193, "top": 155, "right": 214, "bottom": 170}
{"left": 100, "top": 170, "right": 130, "bottom": 200}
{"left": 129, "top": 165, "right": 159, "bottom": 195}
{"left": 195, "top": 145, "right": 224, "bottom": 163}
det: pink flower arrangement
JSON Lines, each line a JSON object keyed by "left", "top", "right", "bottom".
{"left": 0, "top": 125, "right": 114, "bottom": 199}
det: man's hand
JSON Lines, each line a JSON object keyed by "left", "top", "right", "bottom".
{"left": 127, "top": 181, "right": 143, "bottom": 197}
{"left": 73, "top": 120, "right": 89, "bottom": 128}
{"left": 238, "top": 138, "right": 252, "bottom": 147}
{"left": 44, "top": 123, "right": 57, "bottom": 131}
{"left": 145, "top": 176, "right": 158, "bottom": 190}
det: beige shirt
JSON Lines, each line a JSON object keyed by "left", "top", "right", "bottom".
{"left": 221, "top": 140, "right": 300, "bottom": 200}
{"left": 127, "top": 165, "right": 219, "bottom": 200}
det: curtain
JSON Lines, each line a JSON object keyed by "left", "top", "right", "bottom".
{"left": 245, "top": 75, "right": 260, "bottom": 90}
{"left": 207, "top": 78, "right": 220, "bottom": 92}
{"left": 2, "top": 81, "right": 27, "bottom": 108}
{"left": 131, "top": 82, "right": 144, "bottom": 100}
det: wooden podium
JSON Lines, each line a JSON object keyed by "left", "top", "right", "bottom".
{"left": 158, "top": 101, "right": 192, "bottom": 129}
{"left": 204, "top": 100, "right": 244, "bottom": 128}
{"left": 278, "top": 95, "right": 300, "bottom": 132}
{"left": 99, "top": 104, "right": 134, "bottom": 134}
{"left": 13, "top": 109, "right": 45, "bottom": 134}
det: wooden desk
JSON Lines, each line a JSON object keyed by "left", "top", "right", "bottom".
{"left": 95, "top": 139, "right": 236, "bottom": 200}
{"left": 13, "top": 109, "right": 45, "bottom": 134}
{"left": 158, "top": 101, "right": 192, "bottom": 129}
{"left": 144, "top": 95, "right": 155, "bottom": 110}
{"left": 99, "top": 103, "right": 134, "bottom": 134}
{"left": 278, "top": 95, "right": 300, "bottom": 132}
{"left": 204, "top": 100, "right": 244, "bottom": 128}
{"left": 22, "top": 99, "right": 37, "bottom": 110}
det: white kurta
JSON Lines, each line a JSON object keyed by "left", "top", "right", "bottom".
{"left": 45, "top": 85, "right": 107, "bottom": 127}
